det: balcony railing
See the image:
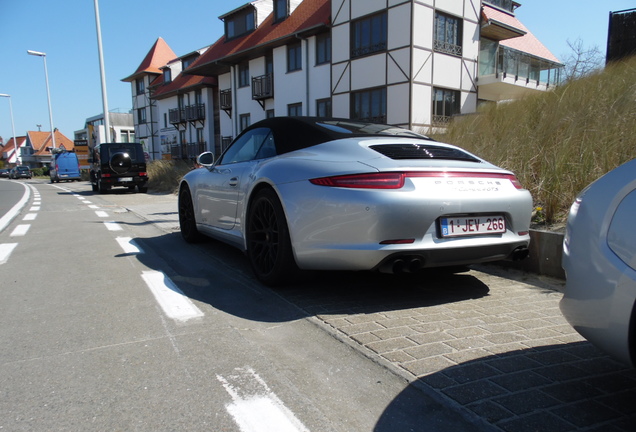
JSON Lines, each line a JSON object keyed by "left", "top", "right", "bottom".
{"left": 434, "top": 39, "right": 462, "bottom": 57}
{"left": 168, "top": 107, "right": 185, "bottom": 124}
{"left": 220, "top": 89, "right": 232, "bottom": 110}
{"left": 171, "top": 142, "right": 206, "bottom": 160}
{"left": 185, "top": 103, "right": 205, "bottom": 121}
{"left": 252, "top": 73, "right": 274, "bottom": 100}
{"left": 169, "top": 104, "right": 205, "bottom": 124}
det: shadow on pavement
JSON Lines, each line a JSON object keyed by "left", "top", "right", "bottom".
{"left": 377, "top": 342, "right": 636, "bottom": 432}
{"left": 130, "top": 232, "right": 490, "bottom": 323}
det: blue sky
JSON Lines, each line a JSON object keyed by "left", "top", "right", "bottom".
{"left": 0, "top": 0, "right": 633, "bottom": 143}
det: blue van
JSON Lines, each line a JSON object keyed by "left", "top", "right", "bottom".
{"left": 50, "top": 151, "right": 81, "bottom": 183}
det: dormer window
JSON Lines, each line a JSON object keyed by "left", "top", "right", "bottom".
{"left": 274, "top": 0, "right": 289, "bottom": 22}
{"left": 163, "top": 69, "right": 172, "bottom": 83}
{"left": 182, "top": 54, "right": 199, "bottom": 70}
{"left": 224, "top": 7, "right": 256, "bottom": 40}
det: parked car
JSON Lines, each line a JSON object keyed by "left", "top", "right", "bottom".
{"left": 0, "top": 168, "right": 9, "bottom": 178}
{"left": 50, "top": 151, "right": 81, "bottom": 182}
{"left": 9, "top": 166, "right": 32, "bottom": 179}
{"left": 560, "top": 159, "right": 636, "bottom": 367}
{"left": 178, "top": 117, "right": 533, "bottom": 285}
{"left": 89, "top": 142, "right": 148, "bottom": 193}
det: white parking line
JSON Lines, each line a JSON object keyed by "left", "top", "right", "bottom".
{"left": 88, "top": 205, "right": 99, "bottom": 209}
{"left": 116, "top": 237, "right": 143, "bottom": 254}
{"left": 23, "top": 213, "right": 38, "bottom": 221}
{"left": 103, "top": 221, "right": 123, "bottom": 231}
{"left": 95, "top": 211, "right": 109, "bottom": 218}
{"left": 141, "top": 270, "right": 203, "bottom": 322}
{"left": 0, "top": 243, "right": 18, "bottom": 265}
{"left": 29, "top": 206, "right": 41, "bottom": 212}
{"left": 217, "top": 367, "right": 309, "bottom": 432}
{"left": 10, "top": 225, "right": 30, "bottom": 237}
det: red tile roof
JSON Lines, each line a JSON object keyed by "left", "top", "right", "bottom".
{"left": 188, "top": 0, "right": 330, "bottom": 76}
{"left": 28, "top": 130, "right": 74, "bottom": 155}
{"left": 122, "top": 37, "right": 177, "bottom": 82}
{"left": 483, "top": 5, "right": 562, "bottom": 64}
{"left": 151, "top": 73, "right": 217, "bottom": 99}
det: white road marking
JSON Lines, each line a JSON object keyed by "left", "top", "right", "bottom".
{"left": 217, "top": 367, "right": 309, "bottom": 432}
{"left": 88, "top": 205, "right": 99, "bottom": 209}
{"left": 141, "top": 270, "right": 203, "bottom": 322}
{"left": 10, "top": 224, "right": 30, "bottom": 237}
{"left": 116, "top": 237, "right": 143, "bottom": 254}
{"left": 29, "top": 206, "right": 40, "bottom": 212}
{"left": 95, "top": 211, "right": 109, "bottom": 218}
{"left": 0, "top": 243, "right": 18, "bottom": 265}
{"left": 23, "top": 213, "right": 38, "bottom": 221}
{"left": 84, "top": 200, "right": 92, "bottom": 204}
{"left": 0, "top": 182, "right": 30, "bottom": 232}
{"left": 103, "top": 221, "right": 122, "bottom": 231}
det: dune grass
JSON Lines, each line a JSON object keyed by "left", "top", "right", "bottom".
{"left": 146, "top": 159, "right": 194, "bottom": 194}
{"left": 432, "top": 56, "right": 636, "bottom": 224}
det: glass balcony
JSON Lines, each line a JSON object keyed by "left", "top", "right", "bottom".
{"left": 479, "top": 40, "right": 563, "bottom": 89}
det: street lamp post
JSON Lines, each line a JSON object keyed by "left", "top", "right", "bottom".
{"left": 27, "top": 50, "right": 56, "bottom": 150}
{"left": 0, "top": 94, "right": 19, "bottom": 165}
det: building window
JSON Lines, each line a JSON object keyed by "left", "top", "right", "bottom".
{"left": 136, "top": 78, "right": 145, "bottom": 95}
{"left": 351, "top": 12, "right": 387, "bottom": 58}
{"left": 138, "top": 107, "right": 147, "bottom": 124}
{"left": 351, "top": 88, "right": 386, "bottom": 123}
{"left": 288, "top": 103, "right": 302, "bottom": 117}
{"left": 432, "top": 87, "right": 461, "bottom": 124}
{"left": 163, "top": 113, "right": 168, "bottom": 128}
{"left": 274, "top": 0, "right": 288, "bottom": 22}
{"left": 287, "top": 42, "right": 302, "bottom": 72}
{"left": 316, "top": 98, "right": 332, "bottom": 117}
{"left": 266, "top": 109, "right": 275, "bottom": 118}
{"left": 239, "top": 113, "right": 251, "bottom": 131}
{"left": 316, "top": 32, "right": 331, "bottom": 65}
{"left": 434, "top": 12, "right": 463, "bottom": 56}
{"left": 225, "top": 8, "right": 255, "bottom": 40}
{"left": 238, "top": 62, "right": 250, "bottom": 88}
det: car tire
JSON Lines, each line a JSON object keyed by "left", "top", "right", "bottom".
{"left": 179, "top": 186, "right": 203, "bottom": 243}
{"left": 247, "top": 188, "right": 298, "bottom": 286}
{"left": 97, "top": 177, "right": 108, "bottom": 193}
{"left": 138, "top": 185, "right": 148, "bottom": 193}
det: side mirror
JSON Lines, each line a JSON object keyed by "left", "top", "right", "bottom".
{"left": 197, "top": 152, "right": 215, "bottom": 167}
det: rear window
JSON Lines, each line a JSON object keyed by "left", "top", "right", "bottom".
{"left": 17, "top": 166, "right": 30, "bottom": 171}
{"left": 370, "top": 144, "right": 480, "bottom": 162}
{"left": 102, "top": 145, "right": 143, "bottom": 162}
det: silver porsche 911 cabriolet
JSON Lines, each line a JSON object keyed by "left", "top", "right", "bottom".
{"left": 179, "top": 117, "right": 532, "bottom": 285}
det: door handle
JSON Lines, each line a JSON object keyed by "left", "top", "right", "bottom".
{"left": 229, "top": 177, "right": 239, "bottom": 186}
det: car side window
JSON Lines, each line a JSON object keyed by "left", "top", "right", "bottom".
{"left": 219, "top": 128, "right": 275, "bottom": 165}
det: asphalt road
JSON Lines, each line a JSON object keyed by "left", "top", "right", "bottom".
{"left": 0, "top": 178, "right": 484, "bottom": 432}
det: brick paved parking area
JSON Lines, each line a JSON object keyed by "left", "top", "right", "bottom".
{"left": 281, "top": 266, "right": 636, "bottom": 432}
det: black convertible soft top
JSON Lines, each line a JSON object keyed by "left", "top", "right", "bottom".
{"left": 236, "top": 117, "right": 434, "bottom": 155}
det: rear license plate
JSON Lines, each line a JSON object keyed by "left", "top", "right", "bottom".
{"left": 120, "top": 177, "right": 133, "bottom": 182}
{"left": 440, "top": 216, "right": 506, "bottom": 237}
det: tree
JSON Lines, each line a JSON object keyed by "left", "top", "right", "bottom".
{"left": 561, "top": 38, "right": 605, "bottom": 82}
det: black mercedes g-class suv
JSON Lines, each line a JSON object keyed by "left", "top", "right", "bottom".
{"left": 89, "top": 142, "right": 148, "bottom": 193}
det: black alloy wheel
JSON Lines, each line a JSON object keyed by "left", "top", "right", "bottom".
{"left": 179, "top": 186, "right": 202, "bottom": 243}
{"left": 247, "top": 188, "right": 297, "bottom": 286}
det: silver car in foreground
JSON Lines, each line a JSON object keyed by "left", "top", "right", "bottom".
{"left": 561, "top": 159, "right": 636, "bottom": 367}
{"left": 179, "top": 117, "right": 532, "bottom": 285}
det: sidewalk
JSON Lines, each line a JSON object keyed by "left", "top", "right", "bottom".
{"left": 119, "top": 191, "right": 636, "bottom": 432}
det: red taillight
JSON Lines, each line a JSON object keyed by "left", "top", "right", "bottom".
{"left": 139, "top": 172, "right": 147, "bottom": 177}
{"left": 102, "top": 173, "right": 111, "bottom": 178}
{"left": 309, "top": 171, "right": 524, "bottom": 190}
{"left": 310, "top": 173, "right": 405, "bottom": 189}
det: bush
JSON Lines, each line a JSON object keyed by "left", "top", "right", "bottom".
{"left": 433, "top": 56, "right": 636, "bottom": 224}
{"left": 146, "top": 159, "right": 195, "bottom": 193}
